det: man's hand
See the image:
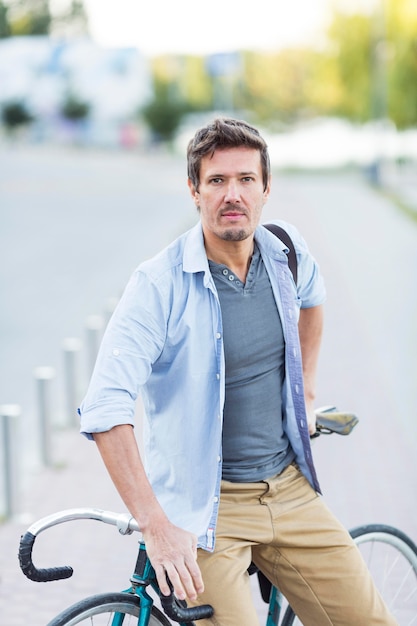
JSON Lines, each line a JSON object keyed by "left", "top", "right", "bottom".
{"left": 305, "top": 400, "right": 317, "bottom": 436}
{"left": 142, "top": 519, "right": 204, "bottom": 602}
{"left": 93, "top": 426, "right": 204, "bottom": 601}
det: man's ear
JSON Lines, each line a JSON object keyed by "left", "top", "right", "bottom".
{"left": 188, "top": 178, "right": 199, "bottom": 206}
{"left": 262, "top": 177, "right": 271, "bottom": 204}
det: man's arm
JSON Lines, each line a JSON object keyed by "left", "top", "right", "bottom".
{"left": 93, "top": 424, "right": 204, "bottom": 601}
{"left": 298, "top": 304, "right": 324, "bottom": 434}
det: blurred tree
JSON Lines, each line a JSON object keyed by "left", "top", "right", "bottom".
{"left": 60, "top": 93, "right": 90, "bottom": 121}
{"left": 0, "top": 0, "right": 89, "bottom": 38}
{"left": 51, "top": 0, "right": 89, "bottom": 39}
{"left": 0, "top": 1, "right": 11, "bottom": 37}
{"left": 241, "top": 48, "right": 319, "bottom": 126}
{"left": 303, "top": 52, "right": 345, "bottom": 117}
{"left": 182, "top": 55, "right": 212, "bottom": 110}
{"left": 386, "top": 0, "right": 417, "bottom": 128}
{"left": 141, "top": 80, "right": 189, "bottom": 144}
{"left": 151, "top": 55, "right": 212, "bottom": 111}
{"left": 325, "top": 11, "right": 373, "bottom": 122}
{"left": 322, "top": 2, "right": 417, "bottom": 128}
{"left": 6, "top": 0, "right": 51, "bottom": 35}
{"left": 1, "top": 100, "right": 33, "bottom": 132}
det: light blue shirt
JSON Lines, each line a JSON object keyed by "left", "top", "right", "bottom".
{"left": 79, "top": 220, "right": 326, "bottom": 551}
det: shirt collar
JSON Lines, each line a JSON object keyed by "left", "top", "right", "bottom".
{"left": 183, "top": 222, "right": 212, "bottom": 283}
{"left": 182, "top": 221, "right": 289, "bottom": 279}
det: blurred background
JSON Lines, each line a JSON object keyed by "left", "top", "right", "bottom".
{"left": 1, "top": 2, "right": 417, "bottom": 621}
{"left": 1, "top": 0, "right": 416, "bottom": 534}
{"left": 0, "top": 0, "right": 416, "bottom": 166}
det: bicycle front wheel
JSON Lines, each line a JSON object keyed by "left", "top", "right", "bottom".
{"left": 46, "top": 592, "right": 171, "bottom": 626}
{"left": 281, "top": 524, "right": 417, "bottom": 626}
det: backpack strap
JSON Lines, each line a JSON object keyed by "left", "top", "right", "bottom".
{"left": 263, "top": 223, "right": 298, "bottom": 285}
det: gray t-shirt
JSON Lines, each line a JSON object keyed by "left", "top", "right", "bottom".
{"left": 209, "top": 244, "right": 295, "bottom": 482}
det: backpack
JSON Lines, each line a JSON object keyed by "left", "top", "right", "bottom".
{"left": 263, "top": 223, "right": 298, "bottom": 285}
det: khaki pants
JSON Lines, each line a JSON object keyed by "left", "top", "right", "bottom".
{"left": 192, "top": 463, "right": 397, "bottom": 626}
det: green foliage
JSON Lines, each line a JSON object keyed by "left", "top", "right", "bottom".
{"left": 385, "top": 0, "right": 417, "bottom": 128}
{"left": 388, "top": 38, "right": 417, "bottom": 128}
{"left": 141, "top": 81, "right": 189, "bottom": 143}
{"left": 1, "top": 100, "right": 33, "bottom": 128}
{"left": 7, "top": 0, "right": 51, "bottom": 36}
{"left": 60, "top": 94, "right": 90, "bottom": 121}
{"left": 326, "top": 12, "right": 374, "bottom": 122}
{"left": 241, "top": 49, "right": 319, "bottom": 125}
{"left": 0, "top": 1, "right": 11, "bottom": 37}
{"left": 0, "top": 0, "right": 89, "bottom": 38}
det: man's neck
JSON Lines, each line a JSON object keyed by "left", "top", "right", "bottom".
{"left": 205, "top": 237, "right": 255, "bottom": 283}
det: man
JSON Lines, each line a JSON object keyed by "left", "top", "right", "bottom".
{"left": 79, "top": 118, "right": 396, "bottom": 625}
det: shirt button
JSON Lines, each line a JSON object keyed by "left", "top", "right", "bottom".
{"left": 216, "top": 373, "right": 220, "bottom": 380}
{"left": 295, "top": 384, "right": 300, "bottom": 394}
{"left": 228, "top": 274, "right": 234, "bottom": 281}
{"left": 112, "top": 349, "right": 120, "bottom": 356}
{"left": 213, "top": 496, "right": 219, "bottom": 503}
{"left": 222, "top": 269, "right": 228, "bottom": 275}
{"left": 216, "top": 332, "right": 221, "bottom": 339}
{"left": 217, "top": 455, "right": 221, "bottom": 462}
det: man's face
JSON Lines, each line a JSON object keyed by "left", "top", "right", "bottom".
{"left": 188, "top": 146, "right": 270, "bottom": 244}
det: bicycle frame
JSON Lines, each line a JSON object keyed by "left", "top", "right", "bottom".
{"left": 120, "top": 541, "right": 286, "bottom": 626}
{"left": 266, "top": 586, "right": 285, "bottom": 626}
{"left": 122, "top": 543, "right": 160, "bottom": 626}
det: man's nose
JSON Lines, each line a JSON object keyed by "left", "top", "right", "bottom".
{"left": 224, "top": 181, "right": 240, "bottom": 203}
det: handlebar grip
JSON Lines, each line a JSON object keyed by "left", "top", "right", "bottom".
{"left": 19, "top": 532, "right": 73, "bottom": 582}
{"left": 160, "top": 592, "right": 214, "bottom": 622}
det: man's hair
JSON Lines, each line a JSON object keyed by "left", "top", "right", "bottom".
{"left": 187, "top": 117, "right": 270, "bottom": 191}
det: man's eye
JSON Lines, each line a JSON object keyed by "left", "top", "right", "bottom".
{"left": 210, "top": 178, "right": 223, "bottom": 184}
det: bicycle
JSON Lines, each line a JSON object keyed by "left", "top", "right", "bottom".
{"left": 19, "top": 408, "right": 417, "bottom": 625}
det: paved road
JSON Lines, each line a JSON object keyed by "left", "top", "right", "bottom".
{"left": 0, "top": 145, "right": 416, "bottom": 624}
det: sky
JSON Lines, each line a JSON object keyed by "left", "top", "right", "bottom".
{"left": 82, "top": 0, "right": 381, "bottom": 56}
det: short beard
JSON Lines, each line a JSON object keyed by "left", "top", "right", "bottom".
{"left": 222, "top": 229, "right": 248, "bottom": 241}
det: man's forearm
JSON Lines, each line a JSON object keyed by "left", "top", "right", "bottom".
{"left": 298, "top": 304, "right": 324, "bottom": 408}
{"left": 93, "top": 424, "right": 167, "bottom": 533}
{"left": 92, "top": 424, "right": 204, "bottom": 601}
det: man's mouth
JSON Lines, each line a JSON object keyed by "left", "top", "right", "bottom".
{"left": 220, "top": 208, "right": 246, "bottom": 219}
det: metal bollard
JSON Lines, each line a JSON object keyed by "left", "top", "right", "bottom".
{"left": 62, "top": 338, "right": 83, "bottom": 428}
{"left": 85, "top": 314, "right": 104, "bottom": 377}
{"left": 0, "top": 404, "right": 21, "bottom": 519}
{"left": 103, "top": 296, "right": 119, "bottom": 325}
{"left": 33, "top": 367, "right": 55, "bottom": 467}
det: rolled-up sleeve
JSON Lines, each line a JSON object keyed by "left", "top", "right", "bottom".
{"left": 282, "top": 222, "right": 326, "bottom": 309}
{"left": 78, "top": 269, "right": 167, "bottom": 438}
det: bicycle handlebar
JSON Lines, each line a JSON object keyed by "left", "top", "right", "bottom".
{"left": 18, "top": 507, "right": 214, "bottom": 621}
{"left": 160, "top": 581, "right": 214, "bottom": 622}
{"left": 19, "top": 508, "right": 140, "bottom": 582}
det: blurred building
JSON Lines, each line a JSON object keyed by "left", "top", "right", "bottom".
{"left": 0, "top": 36, "right": 152, "bottom": 147}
